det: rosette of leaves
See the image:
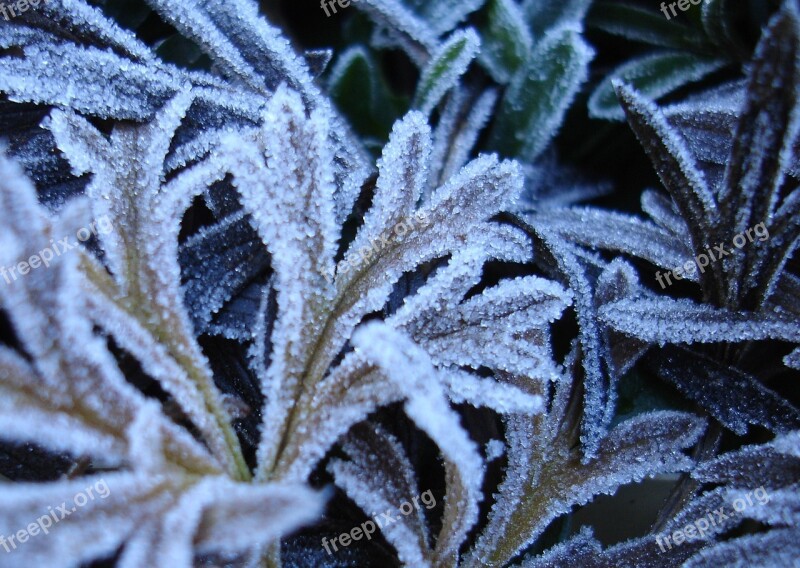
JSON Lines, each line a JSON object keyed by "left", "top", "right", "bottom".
{"left": 530, "top": 4, "right": 800, "bottom": 443}
{"left": 0, "top": 2, "right": 595, "bottom": 566}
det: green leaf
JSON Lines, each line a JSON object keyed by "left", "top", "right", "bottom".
{"left": 328, "top": 46, "right": 406, "bottom": 144}
{"left": 413, "top": 29, "right": 481, "bottom": 115}
{"left": 479, "top": 0, "right": 534, "bottom": 84}
{"left": 589, "top": 51, "right": 728, "bottom": 121}
{"left": 489, "top": 26, "right": 594, "bottom": 162}
{"left": 587, "top": 2, "right": 713, "bottom": 52}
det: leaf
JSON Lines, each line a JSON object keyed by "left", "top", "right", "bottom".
{"left": 404, "top": 0, "right": 487, "bottom": 37}
{"left": 590, "top": 52, "right": 727, "bottom": 121}
{"left": 534, "top": 207, "right": 695, "bottom": 276}
{"left": 587, "top": 2, "right": 712, "bottom": 52}
{"left": 142, "top": 0, "right": 370, "bottom": 223}
{"left": 490, "top": 25, "right": 594, "bottom": 162}
{"left": 600, "top": 296, "right": 800, "bottom": 345}
{"left": 351, "top": 323, "right": 484, "bottom": 566}
{"left": 352, "top": 0, "right": 439, "bottom": 63}
{"left": 47, "top": 96, "right": 247, "bottom": 478}
{"left": 719, "top": 6, "right": 800, "bottom": 306}
{"left": 414, "top": 29, "right": 481, "bottom": 116}
{"left": 614, "top": 82, "right": 722, "bottom": 293}
{"left": 650, "top": 346, "right": 800, "bottom": 435}
{"left": 328, "top": 424, "right": 433, "bottom": 566}
{"left": 427, "top": 87, "right": 498, "bottom": 193}
{"left": 465, "top": 410, "right": 705, "bottom": 567}
{"left": 479, "top": 0, "right": 534, "bottom": 84}
{"left": 220, "top": 87, "right": 338, "bottom": 480}
{"left": 0, "top": 33, "right": 179, "bottom": 120}
{"left": 328, "top": 46, "right": 404, "bottom": 142}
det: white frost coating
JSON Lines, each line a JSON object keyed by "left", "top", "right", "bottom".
{"left": 340, "top": 110, "right": 432, "bottom": 279}
{"left": 614, "top": 82, "right": 721, "bottom": 246}
{"left": 440, "top": 89, "right": 498, "bottom": 183}
{"left": 466, "top": 411, "right": 705, "bottom": 567}
{"left": 485, "top": 439, "right": 506, "bottom": 462}
{"left": 441, "top": 370, "right": 544, "bottom": 414}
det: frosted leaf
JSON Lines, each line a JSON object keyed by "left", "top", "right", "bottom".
{"left": 351, "top": 323, "right": 484, "bottom": 566}
{"left": 179, "top": 212, "right": 270, "bottom": 330}
{"left": 396, "top": 274, "right": 571, "bottom": 380}
{"left": 220, "top": 87, "right": 338, "bottom": 479}
{"left": 0, "top": 473, "right": 171, "bottom": 568}
{"left": 693, "top": 433, "right": 800, "bottom": 488}
{"left": 465, "top": 411, "right": 705, "bottom": 567}
{"left": 435, "top": 89, "right": 498, "bottom": 191}
{"left": 427, "top": 86, "right": 469, "bottom": 197}
{"left": 113, "top": 476, "right": 322, "bottom": 568}
{"left": 600, "top": 297, "right": 800, "bottom": 344}
{"left": 518, "top": 154, "right": 613, "bottom": 211}
{"left": 341, "top": 110, "right": 432, "bottom": 276}
{"left": 439, "top": 370, "right": 544, "bottom": 414}
{"left": 518, "top": 528, "right": 600, "bottom": 567}
{"left": 0, "top": 350, "right": 124, "bottom": 461}
{"left": 651, "top": 346, "right": 800, "bottom": 436}
{"left": 192, "top": 479, "right": 324, "bottom": 556}
{"left": 534, "top": 207, "right": 695, "bottom": 277}
{"left": 354, "top": 0, "right": 439, "bottom": 64}
{"left": 586, "top": 2, "right": 710, "bottom": 51}
{"left": 38, "top": 0, "right": 156, "bottom": 61}
{"left": 614, "top": 82, "right": 721, "bottom": 260}
{"left": 595, "top": 259, "right": 649, "bottom": 378}
{"left": 663, "top": 104, "right": 738, "bottom": 177}
{"left": 328, "top": 424, "right": 432, "bottom": 566}
{"left": 718, "top": 7, "right": 800, "bottom": 305}
{"left": 47, "top": 97, "right": 244, "bottom": 476}
{"left": 640, "top": 188, "right": 689, "bottom": 238}
{"left": 733, "top": 486, "right": 800, "bottom": 525}
{"left": 82, "top": 277, "right": 239, "bottom": 465}
{"left": 0, "top": 31, "right": 180, "bottom": 120}
{"left": 279, "top": 352, "right": 402, "bottom": 482}
{"left": 529, "top": 227, "right": 614, "bottom": 456}
{"left": 522, "top": 0, "right": 592, "bottom": 36}
{"left": 523, "top": 528, "right": 698, "bottom": 567}
{"left": 589, "top": 52, "right": 727, "bottom": 121}
{"left": 322, "top": 153, "right": 524, "bottom": 398}
{"left": 479, "top": 0, "right": 533, "bottom": 84}
{"left": 490, "top": 24, "right": 594, "bottom": 162}
{"left": 143, "top": 0, "right": 370, "bottom": 224}
{"left": 718, "top": 6, "right": 800, "bottom": 243}
{"left": 684, "top": 528, "right": 800, "bottom": 568}
{"left": 414, "top": 29, "right": 481, "bottom": 116}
